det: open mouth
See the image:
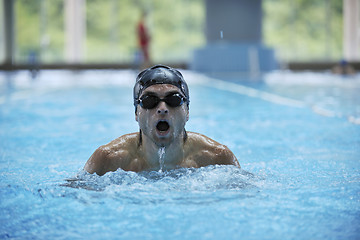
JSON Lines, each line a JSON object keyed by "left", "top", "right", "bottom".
{"left": 156, "top": 120, "right": 170, "bottom": 132}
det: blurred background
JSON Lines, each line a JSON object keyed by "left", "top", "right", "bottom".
{"left": 0, "top": 0, "right": 358, "bottom": 72}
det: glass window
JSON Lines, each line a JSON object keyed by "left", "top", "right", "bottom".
{"left": 15, "top": 0, "right": 65, "bottom": 64}
{"left": 10, "top": 0, "right": 345, "bottom": 65}
{"left": 263, "top": 0, "right": 343, "bottom": 62}
{"left": 13, "top": 0, "right": 205, "bottom": 65}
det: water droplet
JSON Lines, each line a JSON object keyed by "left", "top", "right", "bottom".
{"left": 158, "top": 147, "right": 166, "bottom": 172}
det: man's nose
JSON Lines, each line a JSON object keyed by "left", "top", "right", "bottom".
{"left": 157, "top": 101, "right": 169, "bottom": 114}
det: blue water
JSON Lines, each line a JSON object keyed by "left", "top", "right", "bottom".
{"left": 0, "top": 70, "right": 359, "bottom": 239}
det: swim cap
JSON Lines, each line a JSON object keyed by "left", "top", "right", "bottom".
{"left": 133, "top": 64, "right": 190, "bottom": 110}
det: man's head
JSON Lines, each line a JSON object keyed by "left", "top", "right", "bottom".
{"left": 134, "top": 65, "right": 189, "bottom": 111}
{"left": 133, "top": 65, "right": 190, "bottom": 147}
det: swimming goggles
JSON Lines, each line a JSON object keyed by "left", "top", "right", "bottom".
{"left": 138, "top": 93, "right": 186, "bottom": 109}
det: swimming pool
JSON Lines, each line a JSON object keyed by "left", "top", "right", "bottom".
{"left": 0, "top": 69, "right": 359, "bottom": 239}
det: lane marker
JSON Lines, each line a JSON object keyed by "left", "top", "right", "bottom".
{"left": 202, "top": 77, "right": 360, "bottom": 125}
{"left": 311, "top": 106, "right": 338, "bottom": 118}
{"left": 204, "top": 78, "right": 306, "bottom": 108}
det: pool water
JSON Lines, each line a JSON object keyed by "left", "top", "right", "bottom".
{"left": 0, "top": 70, "right": 359, "bottom": 239}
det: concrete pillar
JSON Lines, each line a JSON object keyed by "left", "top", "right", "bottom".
{"left": 192, "top": 0, "right": 277, "bottom": 74}
{"left": 205, "top": 0, "right": 262, "bottom": 44}
{"left": 3, "top": 0, "right": 14, "bottom": 66}
{"left": 65, "top": 0, "right": 86, "bottom": 63}
{"left": 344, "top": 0, "right": 360, "bottom": 61}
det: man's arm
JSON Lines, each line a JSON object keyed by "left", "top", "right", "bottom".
{"left": 84, "top": 147, "right": 109, "bottom": 176}
{"left": 215, "top": 144, "right": 240, "bottom": 168}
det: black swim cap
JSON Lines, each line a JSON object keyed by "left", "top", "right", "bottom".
{"left": 133, "top": 65, "right": 190, "bottom": 110}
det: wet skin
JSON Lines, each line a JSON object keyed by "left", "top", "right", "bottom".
{"left": 84, "top": 84, "right": 240, "bottom": 176}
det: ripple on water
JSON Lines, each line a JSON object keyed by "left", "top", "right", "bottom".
{"left": 52, "top": 165, "right": 260, "bottom": 205}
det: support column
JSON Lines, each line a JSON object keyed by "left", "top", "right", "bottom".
{"left": 65, "top": 0, "right": 86, "bottom": 63}
{"left": 344, "top": 0, "right": 360, "bottom": 61}
{"left": 205, "top": 0, "right": 262, "bottom": 44}
{"left": 3, "top": 0, "right": 14, "bottom": 66}
{"left": 191, "top": 0, "right": 277, "bottom": 74}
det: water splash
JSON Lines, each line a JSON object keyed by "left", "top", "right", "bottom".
{"left": 220, "top": 31, "right": 223, "bottom": 39}
{"left": 158, "top": 147, "right": 166, "bottom": 172}
{"left": 62, "top": 166, "right": 255, "bottom": 193}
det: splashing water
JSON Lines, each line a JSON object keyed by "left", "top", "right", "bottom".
{"left": 62, "top": 165, "right": 255, "bottom": 193}
{"left": 158, "top": 147, "right": 166, "bottom": 172}
{"left": 220, "top": 30, "right": 223, "bottom": 39}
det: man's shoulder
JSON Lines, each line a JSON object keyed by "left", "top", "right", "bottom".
{"left": 185, "top": 131, "right": 240, "bottom": 167}
{"left": 95, "top": 133, "right": 139, "bottom": 160}
{"left": 85, "top": 133, "right": 141, "bottom": 175}
{"left": 186, "top": 131, "right": 222, "bottom": 148}
{"left": 101, "top": 133, "right": 139, "bottom": 150}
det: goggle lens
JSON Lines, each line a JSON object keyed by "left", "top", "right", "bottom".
{"left": 139, "top": 93, "right": 185, "bottom": 109}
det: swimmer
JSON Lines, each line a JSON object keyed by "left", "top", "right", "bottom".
{"left": 84, "top": 65, "right": 240, "bottom": 175}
